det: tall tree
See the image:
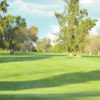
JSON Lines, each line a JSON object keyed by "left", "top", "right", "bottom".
{"left": 25, "top": 26, "right": 38, "bottom": 54}
{"left": 0, "top": 0, "right": 9, "bottom": 49}
{"left": 4, "top": 14, "right": 26, "bottom": 52}
{"left": 54, "top": 0, "right": 97, "bottom": 55}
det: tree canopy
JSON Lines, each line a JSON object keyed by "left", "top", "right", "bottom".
{"left": 3, "top": 14, "right": 26, "bottom": 51}
{"left": 0, "top": 0, "right": 9, "bottom": 49}
{"left": 28, "top": 26, "right": 38, "bottom": 42}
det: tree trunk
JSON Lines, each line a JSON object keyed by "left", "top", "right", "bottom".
{"left": 10, "top": 43, "right": 12, "bottom": 54}
{"left": 70, "top": 52, "right": 73, "bottom": 56}
{"left": 26, "top": 49, "right": 28, "bottom": 54}
{"left": 43, "top": 49, "right": 45, "bottom": 52}
{"left": 9, "top": 43, "right": 12, "bottom": 52}
{"left": 98, "top": 52, "right": 100, "bottom": 56}
{"left": 19, "top": 51, "right": 20, "bottom": 54}
{"left": 9, "top": 40, "right": 14, "bottom": 54}
{"left": 89, "top": 52, "right": 91, "bottom": 55}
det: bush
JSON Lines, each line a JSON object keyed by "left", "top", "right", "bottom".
{"left": 36, "top": 47, "right": 42, "bottom": 52}
{"left": 0, "top": 48, "right": 4, "bottom": 51}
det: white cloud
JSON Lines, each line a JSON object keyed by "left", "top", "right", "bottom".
{"left": 9, "top": 0, "right": 61, "bottom": 17}
{"left": 80, "top": 0, "right": 100, "bottom": 4}
{"left": 80, "top": 0, "right": 92, "bottom": 4}
{"left": 90, "top": 19, "right": 100, "bottom": 35}
{"left": 46, "top": 25, "right": 60, "bottom": 45}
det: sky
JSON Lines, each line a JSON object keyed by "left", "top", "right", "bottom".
{"left": 5, "top": 0, "right": 100, "bottom": 44}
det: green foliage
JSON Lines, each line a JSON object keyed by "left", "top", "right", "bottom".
{"left": 85, "top": 31, "right": 100, "bottom": 56}
{"left": 0, "top": 48, "right": 4, "bottom": 51}
{"left": 0, "top": 0, "right": 9, "bottom": 50}
{"left": 36, "top": 47, "right": 42, "bottom": 52}
{"left": 24, "top": 26, "right": 38, "bottom": 53}
{"left": 0, "top": 0, "right": 9, "bottom": 13}
{"left": 28, "top": 26, "right": 38, "bottom": 42}
{"left": 47, "top": 46, "right": 53, "bottom": 52}
{"left": 53, "top": 44, "right": 67, "bottom": 53}
{"left": 0, "top": 33, "right": 5, "bottom": 49}
{"left": 36, "top": 37, "right": 52, "bottom": 52}
{"left": 52, "top": 44, "right": 61, "bottom": 52}
{"left": 54, "top": 0, "right": 97, "bottom": 53}
{"left": 90, "top": 39, "right": 100, "bottom": 53}
{"left": 3, "top": 14, "right": 26, "bottom": 51}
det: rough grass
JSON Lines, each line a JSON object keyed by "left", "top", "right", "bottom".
{"left": 0, "top": 51, "right": 100, "bottom": 100}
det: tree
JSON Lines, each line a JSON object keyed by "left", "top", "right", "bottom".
{"left": 52, "top": 44, "right": 62, "bottom": 52}
{"left": 54, "top": 0, "right": 97, "bottom": 55}
{"left": 0, "top": 0, "right": 9, "bottom": 13}
{"left": 84, "top": 34, "right": 96, "bottom": 55}
{"left": 90, "top": 39, "right": 100, "bottom": 56}
{"left": 36, "top": 37, "right": 52, "bottom": 52}
{"left": 0, "top": 32, "right": 5, "bottom": 49}
{"left": 0, "top": 0, "right": 9, "bottom": 50}
{"left": 85, "top": 29, "right": 100, "bottom": 56}
{"left": 3, "top": 14, "right": 26, "bottom": 52}
{"left": 89, "top": 33, "right": 100, "bottom": 56}
{"left": 28, "top": 26, "right": 38, "bottom": 42}
{"left": 0, "top": 14, "right": 5, "bottom": 50}
{"left": 25, "top": 26, "right": 38, "bottom": 54}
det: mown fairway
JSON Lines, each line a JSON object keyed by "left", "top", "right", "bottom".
{"left": 0, "top": 51, "right": 100, "bottom": 100}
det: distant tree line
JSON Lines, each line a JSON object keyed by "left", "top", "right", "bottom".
{"left": 85, "top": 31, "right": 100, "bottom": 56}
{"left": 35, "top": 37, "right": 52, "bottom": 52}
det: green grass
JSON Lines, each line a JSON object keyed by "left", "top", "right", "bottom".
{"left": 0, "top": 51, "right": 100, "bottom": 100}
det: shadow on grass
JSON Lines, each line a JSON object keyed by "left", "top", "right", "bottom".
{"left": 0, "top": 70, "right": 100, "bottom": 91}
{"left": 0, "top": 52, "right": 66, "bottom": 56}
{"left": 0, "top": 91, "right": 100, "bottom": 100}
{"left": 0, "top": 53, "right": 68, "bottom": 64}
{"left": 0, "top": 56, "right": 49, "bottom": 63}
{"left": 82, "top": 55, "right": 100, "bottom": 58}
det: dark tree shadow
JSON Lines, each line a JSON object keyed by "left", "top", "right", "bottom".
{"left": 0, "top": 70, "right": 100, "bottom": 91}
{"left": 82, "top": 55, "right": 100, "bottom": 58}
{"left": 0, "top": 56, "right": 49, "bottom": 63}
{"left": 0, "top": 53, "right": 68, "bottom": 64}
{"left": 0, "top": 91, "right": 100, "bottom": 100}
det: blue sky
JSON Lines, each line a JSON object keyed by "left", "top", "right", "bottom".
{"left": 6, "top": 0, "right": 100, "bottom": 44}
